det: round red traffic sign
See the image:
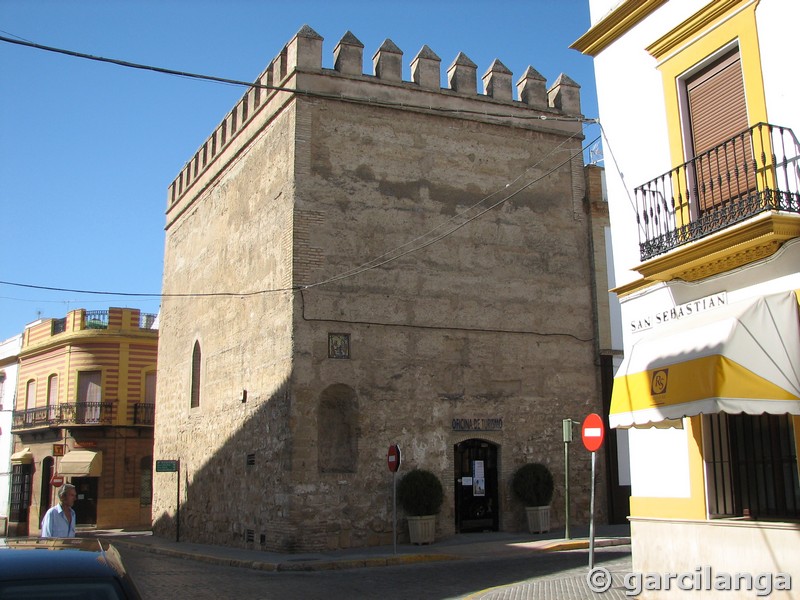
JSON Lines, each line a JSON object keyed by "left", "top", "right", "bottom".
{"left": 581, "top": 413, "right": 605, "bottom": 452}
{"left": 51, "top": 474, "right": 65, "bottom": 487}
{"left": 387, "top": 444, "right": 401, "bottom": 473}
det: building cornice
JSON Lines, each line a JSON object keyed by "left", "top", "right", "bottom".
{"left": 635, "top": 212, "right": 800, "bottom": 283}
{"left": 646, "top": 0, "right": 754, "bottom": 60}
{"left": 570, "top": 0, "right": 667, "bottom": 56}
{"left": 19, "top": 329, "right": 157, "bottom": 360}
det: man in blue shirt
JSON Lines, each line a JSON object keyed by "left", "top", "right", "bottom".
{"left": 40, "top": 483, "right": 77, "bottom": 537}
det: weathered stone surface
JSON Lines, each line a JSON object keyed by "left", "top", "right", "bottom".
{"left": 155, "top": 29, "right": 604, "bottom": 553}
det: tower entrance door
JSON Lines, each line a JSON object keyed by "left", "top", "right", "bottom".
{"left": 454, "top": 439, "right": 499, "bottom": 532}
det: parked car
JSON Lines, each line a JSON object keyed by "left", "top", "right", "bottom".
{"left": 0, "top": 537, "right": 142, "bottom": 599}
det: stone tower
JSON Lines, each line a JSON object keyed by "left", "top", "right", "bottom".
{"left": 154, "top": 25, "right": 604, "bottom": 552}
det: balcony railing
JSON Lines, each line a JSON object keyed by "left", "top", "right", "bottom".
{"left": 133, "top": 403, "right": 155, "bottom": 425}
{"left": 85, "top": 310, "right": 109, "bottom": 329}
{"left": 635, "top": 123, "right": 800, "bottom": 261}
{"left": 12, "top": 402, "right": 114, "bottom": 430}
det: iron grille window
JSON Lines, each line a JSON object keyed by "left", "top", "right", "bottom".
{"left": 9, "top": 463, "right": 32, "bottom": 522}
{"left": 52, "top": 318, "right": 67, "bottom": 334}
{"left": 704, "top": 413, "right": 800, "bottom": 519}
{"left": 140, "top": 457, "right": 153, "bottom": 506}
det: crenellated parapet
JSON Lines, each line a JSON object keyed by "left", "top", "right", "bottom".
{"left": 168, "top": 25, "right": 583, "bottom": 211}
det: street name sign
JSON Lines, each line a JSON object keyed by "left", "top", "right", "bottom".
{"left": 156, "top": 459, "right": 179, "bottom": 472}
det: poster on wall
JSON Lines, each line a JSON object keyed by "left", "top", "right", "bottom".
{"left": 473, "top": 460, "right": 485, "bottom": 497}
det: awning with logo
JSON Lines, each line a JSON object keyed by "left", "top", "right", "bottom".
{"left": 59, "top": 450, "right": 103, "bottom": 476}
{"left": 10, "top": 447, "right": 33, "bottom": 464}
{"left": 610, "top": 291, "right": 800, "bottom": 428}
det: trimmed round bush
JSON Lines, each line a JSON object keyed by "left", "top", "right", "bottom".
{"left": 397, "top": 468, "right": 444, "bottom": 516}
{"left": 511, "top": 463, "right": 554, "bottom": 506}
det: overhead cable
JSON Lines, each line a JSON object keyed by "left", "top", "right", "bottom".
{"left": 0, "top": 33, "right": 596, "bottom": 124}
{"left": 0, "top": 131, "right": 600, "bottom": 300}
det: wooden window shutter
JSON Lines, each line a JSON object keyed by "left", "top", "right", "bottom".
{"left": 685, "top": 49, "right": 754, "bottom": 211}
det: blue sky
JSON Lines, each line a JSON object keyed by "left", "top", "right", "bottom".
{"left": 0, "top": 0, "right": 597, "bottom": 342}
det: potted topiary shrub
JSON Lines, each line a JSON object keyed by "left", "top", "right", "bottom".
{"left": 396, "top": 468, "right": 444, "bottom": 544}
{"left": 511, "top": 462, "right": 554, "bottom": 533}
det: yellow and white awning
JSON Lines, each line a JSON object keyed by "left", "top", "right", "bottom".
{"left": 610, "top": 291, "right": 800, "bottom": 428}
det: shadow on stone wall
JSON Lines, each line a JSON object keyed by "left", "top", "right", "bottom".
{"left": 151, "top": 378, "right": 312, "bottom": 551}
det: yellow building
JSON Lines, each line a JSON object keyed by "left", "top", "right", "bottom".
{"left": 573, "top": 0, "right": 800, "bottom": 585}
{"left": 9, "top": 307, "right": 157, "bottom": 536}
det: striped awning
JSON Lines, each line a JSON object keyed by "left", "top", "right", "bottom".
{"left": 610, "top": 291, "right": 800, "bottom": 428}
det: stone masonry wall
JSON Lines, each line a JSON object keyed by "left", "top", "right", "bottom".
{"left": 155, "top": 25, "right": 606, "bottom": 552}
{"left": 289, "top": 94, "right": 601, "bottom": 548}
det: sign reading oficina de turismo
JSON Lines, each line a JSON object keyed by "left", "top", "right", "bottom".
{"left": 629, "top": 292, "right": 727, "bottom": 334}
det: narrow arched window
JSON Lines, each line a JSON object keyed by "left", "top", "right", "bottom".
{"left": 190, "top": 341, "right": 201, "bottom": 408}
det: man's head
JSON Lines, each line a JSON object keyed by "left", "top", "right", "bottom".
{"left": 58, "top": 483, "right": 77, "bottom": 508}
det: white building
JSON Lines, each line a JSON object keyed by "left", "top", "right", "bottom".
{"left": 573, "top": 0, "right": 800, "bottom": 586}
{"left": 0, "top": 333, "right": 22, "bottom": 533}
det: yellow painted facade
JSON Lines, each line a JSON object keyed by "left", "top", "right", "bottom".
{"left": 9, "top": 307, "right": 158, "bottom": 535}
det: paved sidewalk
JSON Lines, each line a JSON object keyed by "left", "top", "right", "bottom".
{"left": 84, "top": 524, "right": 630, "bottom": 573}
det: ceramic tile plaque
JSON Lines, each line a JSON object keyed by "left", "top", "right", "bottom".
{"left": 328, "top": 333, "right": 350, "bottom": 359}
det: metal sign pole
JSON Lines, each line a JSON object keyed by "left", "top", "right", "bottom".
{"left": 387, "top": 444, "right": 401, "bottom": 555}
{"left": 589, "top": 450, "right": 596, "bottom": 569}
{"left": 562, "top": 419, "right": 573, "bottom": 540}
{"left": 176, "top": 460, "right": 181, "bottom": 543}
{"left": 392, "top": 471, "right": 397, "bottom": 555}
{"left": 564, "top": 441, "right": 571, "bottom": 540}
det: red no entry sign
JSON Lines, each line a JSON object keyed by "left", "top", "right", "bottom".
{"left": 51, "top": 474, "right": 65, "bottom": 487}
{"left": 387, "top": 444, "right": 401, "bottom": 473}
{"left": 581, "top": 413, "right": 605, "bottom": 452}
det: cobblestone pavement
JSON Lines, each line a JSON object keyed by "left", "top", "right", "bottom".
{"left": 118, "top": 543, "right": 632, "bottom": 600}
{"left": 466, "top": 556, "right": 632, "bottom": 600}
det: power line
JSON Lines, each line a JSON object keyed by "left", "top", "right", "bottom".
{"left": 1, "top": 31, "right": 603, "bottom": 301}
{"left": 306, "top": 133, "right": 599, "bottom": 289}
{"left": 0, "top": 34, "right": 284, "bottom": 91}
{"left": 306, "top": 125, "right": 591, "bottom": 288}
{"left": 0, "top": 32, "right": 597, "bottom": 124}
{"left": 0, "top": 130, "right": 600, "bottom": 300}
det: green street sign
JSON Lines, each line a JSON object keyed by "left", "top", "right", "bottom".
{"left": 156, "top": 459, "right": 179, "bottom": 473}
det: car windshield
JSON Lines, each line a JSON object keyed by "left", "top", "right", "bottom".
{"left": 0, "top": 578, "right": 129, "bottom": 600}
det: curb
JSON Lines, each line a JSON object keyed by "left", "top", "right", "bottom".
{"left": 108, "top": 535, "right": 630, "bottom": 573}
{"left": 537, "top": 537, "right": 631, "bottom": 552}
{"left": 109, "top": 537, "right": 461, "bottom": 572}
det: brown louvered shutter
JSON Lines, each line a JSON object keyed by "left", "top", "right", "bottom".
{"left": 685, "top": 49, "right": 754, "bottom": 212}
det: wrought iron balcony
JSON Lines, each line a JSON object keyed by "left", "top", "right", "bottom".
{"left": 133, "top": 403, "right": 155, "bottom": 425}
{"left": 635, "top": 123, "right": 800, "bottom": 261}
{"left": 12, "top": 402, "right": 114, "bottom": 431}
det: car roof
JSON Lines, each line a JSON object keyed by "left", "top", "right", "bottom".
{"left": 0, "top": 538, "right": 129, "bottom": 581}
